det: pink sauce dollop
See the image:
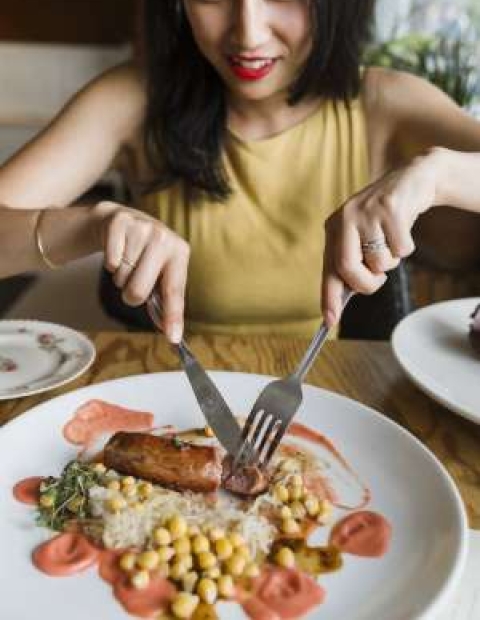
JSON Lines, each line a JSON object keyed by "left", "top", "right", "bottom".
{"left": 329, "top": 510, "right": 392, "bottom": 557}
{"left": 113, "top": 571, "right": 176, "bottom": 618}
{"left": 98, "top": 549, "right": 175, "bottom": 617}
{"left": 32, "top": 533, "right": 100, "bottom": 576}
{"left": 243, "top": 566, "right": 325, "bottom": 620}
{"left": 63, "top": 399, "right": 154, "bottom": 451}
{"left": 13, "top": 477, "right": 44, "bottom": 505}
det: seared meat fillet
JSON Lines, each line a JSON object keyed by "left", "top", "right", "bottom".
{"left": 104, "top": 432, "right": 223, "bottom": 493}
{"left": 221, "top": 456, "right": 270, "bottom": 497}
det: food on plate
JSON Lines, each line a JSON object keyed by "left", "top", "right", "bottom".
{"left": 14, "top": 399, "right": 392, "bottom": 619}
{"left": 222, "top": 456, "right": 270, "bottom": 497}
{"left": 470, "top": 304, "right": 480, "bottom": 354}
{"left": 104, "top": 432, "right": 223, "bottom": 493}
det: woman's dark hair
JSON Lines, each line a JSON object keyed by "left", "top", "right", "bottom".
{"left": 142, "top": 0, "right": 375, "bottom": 201}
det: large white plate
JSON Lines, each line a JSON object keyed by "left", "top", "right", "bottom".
{"left": 392, "top": 298, "right": 480, "bottom": 424}
{"left": 0, "top": 320, "right": 95, "bottom": 400}
{"left": 0, "top": 372, "right": 467, "bottom": 620}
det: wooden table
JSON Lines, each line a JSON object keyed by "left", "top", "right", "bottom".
{"left": 1, "top": 334, "right": 479, "bottom": 617}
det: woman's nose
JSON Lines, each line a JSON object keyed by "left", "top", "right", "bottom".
{"left": 230, "top": 0, "right": 271, "bottom": 51}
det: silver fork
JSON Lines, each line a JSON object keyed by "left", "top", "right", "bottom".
{"left": 231, "top": 288, "right": 354, "bottom": 472}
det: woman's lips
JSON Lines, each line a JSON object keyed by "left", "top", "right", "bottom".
{"left": 227, "top": 56, "right": 277, "bottom": 81}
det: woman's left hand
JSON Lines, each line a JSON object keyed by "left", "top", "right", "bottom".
{"left": 322, "top": 150, "right": 442, "bottom": 326}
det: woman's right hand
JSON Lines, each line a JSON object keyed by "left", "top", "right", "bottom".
{"left": 93, "top": 201, "right": 190, "bottom": 343}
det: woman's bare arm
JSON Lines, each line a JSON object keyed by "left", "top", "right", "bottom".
{"left": 0, "top": 64, "right": 190, "bottom": 343}
{"left": 323, "top": 68, "right": 480, "bottom": 324}
{"left": 0, "top": 63, "right": 145, "bottom": 209}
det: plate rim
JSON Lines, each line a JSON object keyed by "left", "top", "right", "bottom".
{"left": 391, "top": 297, "right": 480, "bottom": 424}
{"left": 0, "top": 369, "right": 469, "bottom": 620}
{"left": 0, "top": 319, "right": 96, "bottom": 401}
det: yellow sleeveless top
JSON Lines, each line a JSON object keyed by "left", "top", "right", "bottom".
{"left": 139, "top": 98, "right": 369, "bottom": 336}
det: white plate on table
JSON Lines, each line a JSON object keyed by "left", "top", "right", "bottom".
{"left": 392, "top": 298, "right": 480, "bottom": 425}
{"left": 0, "top": 320, "right": 95, "bottom": 400}
{"left": 0, "top": 371, "right": 467, "bottom": 620}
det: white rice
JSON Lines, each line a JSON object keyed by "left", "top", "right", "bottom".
{"left": 89, "top": 484, "right": 278, "bottom": 558}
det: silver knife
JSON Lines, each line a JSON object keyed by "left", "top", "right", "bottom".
{"left": 146, "top": 293, "right": 242, "bottom": 456}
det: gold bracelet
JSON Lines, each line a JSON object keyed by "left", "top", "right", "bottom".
{"left": 34, "top": 209, "right": 61, "bottom": 270}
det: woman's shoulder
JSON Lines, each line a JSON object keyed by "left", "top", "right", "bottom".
{"left": 361, "top": 66, "right": 454, "bottom": 124}
{"left": 70, "top": 61, "right": 147, "bottom": 147}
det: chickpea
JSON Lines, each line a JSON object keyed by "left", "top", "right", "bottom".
{"left": 235, "top": 545, "right": 251, "bottom": 561}
{"left": 157, "top": 546, "right": 175, "bottom": 563}
{"left": 275, "top": 547, "right": 295, "bottom": 569}
{"left": 290, "top": 501, "right": 306, "bottom": 520}
{"left": 197, "top": 551, "right": 217, "bottom": 571}
{"left": 170, "top": 558, "right": 190, "bottom": 581}
{"left": 168, "top": 515, "right": 188, "bottom": 540}
{"left": 192, "top": 534, "right": 210, "bottom": 555}
{"left": 174, "top": 537, "right": 191, "bottom": 556}
{"left": 197, "top": 578, "right": 218, "bottom": 605}
{"left": 274, "top": 484, "right": 289, "bottom": 503}
{"left": 131, "top": 570, "right": 150, "bottom": 589}
{"left": 224, "top": 553, "right": 246, "bottom": 576}
{"left": 171, "top": 592, "right": 199, "bottom": 619}
{"left": 304, "top": 495, "right": 320, "bottom": 517}
{"left": 290, "top": 474, "right": 303, "bottom": 487}
{"left": 153, "top": 526, "right": 172, "bottom": 546}
{"left": 119, "top": 552, "right": 137, "bottom": 572}
{"left": 318, "top": 499, "right": 333, "bottom": 523}
{"left": 214, "top": 538, "right": 233, "bottom": 561}
{"left": 217, "top": 574, "right": 235, "bottom": 599}
{"left": 182, "top": 571, "right": 199, "bottom": 593}
{"left": 177, "top": 553, "right": 193, "bottom": 571}
{"left": 123, "top": 485, "right": 137, "bottom": 498}
{"left": 137, "top": 550, "right": 159, "bottom": 571}
{"left": 107, "top": 480, "right": 121, "bottom": 492}
{"left": 288, "top": 484, "right": 303, "bottom": 501}
{"left": 137, "top": 481, "right": 153, "bottom": 499}
{"left": 106, "top": 496, "right": 127, "bottom": 513}
{"left": 121, "top": 476, "right": 136, "bottom": 488}
{"left": 281, "top": 518, "right": 300, "bottom": 535}
{"left": 204, "top": 425, "right": 214, "bottom": 438}
{"left": 244, "top": 562, "right": 260, "bottom": 578}
{"left": 203, "top": 566, "right": 221, "bottom": 580}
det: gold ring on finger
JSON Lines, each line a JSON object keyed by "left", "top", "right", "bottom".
{"left": 121, "top": 256, "right": 136, "bottom": 269}
{"left": 361, "top": 238, "right": 389, "bottom": 253}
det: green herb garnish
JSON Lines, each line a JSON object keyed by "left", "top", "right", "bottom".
{"left": 36, "top": 461, "right": 103, "bottom": 531}
{"left": 172, "top": 435, "right": 184, "bottom": 449}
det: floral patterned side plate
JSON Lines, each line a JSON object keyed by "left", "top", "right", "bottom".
{"left": 0, "top": 321, "right": 95, "bottom": 400}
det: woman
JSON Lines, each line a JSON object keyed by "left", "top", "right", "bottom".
{"left": 0, "top": 0, "right": 479, "bottom": 342}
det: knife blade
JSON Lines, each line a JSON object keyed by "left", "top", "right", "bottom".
{"left": 176, "top": 341, "right": 243, "bottom": 456}
{"left": 146, "top": 292, "right": 242, "bottom": 456}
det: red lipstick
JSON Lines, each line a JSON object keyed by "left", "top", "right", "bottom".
{"left": 227, "top": 56, "right": 276, "bottom": 81}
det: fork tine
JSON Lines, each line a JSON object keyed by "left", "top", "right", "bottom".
{"left": 249, "top": 410, "right": 269, "bottom": 444}
{"left": 259, "top": 422, "right": 288, "bottom": 469}
{"left": 240, "top": 406, "right": 262, "bottom": 443}
{"left": 231, "top": 407, "right": 266, "bottom": 471}
{"left": 251, "top": 415, "right": 280, "bottom": 466}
